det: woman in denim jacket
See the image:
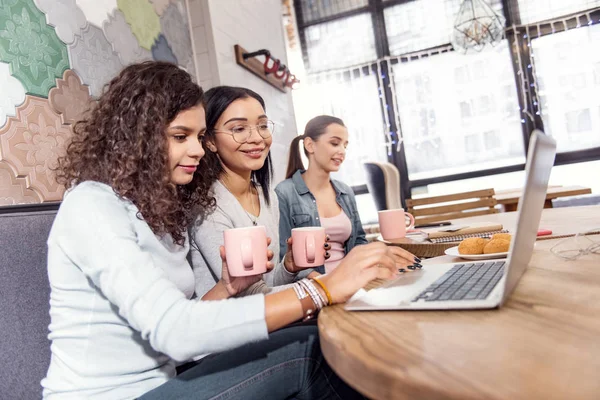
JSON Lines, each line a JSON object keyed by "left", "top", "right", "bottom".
{"left": 275, "top": 115, "right": 368, "bottom": 274}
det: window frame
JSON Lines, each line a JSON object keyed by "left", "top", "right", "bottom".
{"left": 294, "top": 0, "right": 600, "bottom": 201}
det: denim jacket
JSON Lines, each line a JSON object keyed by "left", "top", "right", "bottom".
{"left": 274, "top": 170, "right": 367, "bottom": 272}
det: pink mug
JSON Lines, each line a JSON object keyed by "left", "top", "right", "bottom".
{"left": 378, "top": 209, "right": 415, "bottom": 240}
{"left": 223, "top": 226, "right": 268, "bottom": 277}
{"left": 291, "top": 227, "right": 326, "bottom": 268}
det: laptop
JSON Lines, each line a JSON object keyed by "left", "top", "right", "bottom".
{"left": 346, "top": 130, "right": 557, "bottom": 311}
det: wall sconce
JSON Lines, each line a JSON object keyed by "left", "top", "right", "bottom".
{"left": 234, "top": 45, "right": 299, "bottom": 93}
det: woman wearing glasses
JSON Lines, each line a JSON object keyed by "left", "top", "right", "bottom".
{"left": 190, "top": 86, "right": 318, "bottom": 296}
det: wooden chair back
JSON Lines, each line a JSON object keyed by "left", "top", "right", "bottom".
{"left": 406, "top": 188, "right": 498, "bottom": 225}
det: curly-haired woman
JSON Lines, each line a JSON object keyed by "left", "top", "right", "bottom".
{"left": 41, "top": 62, "right": 409, "bottom": 399}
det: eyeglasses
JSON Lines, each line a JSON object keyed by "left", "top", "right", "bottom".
{"left": 550, "top": 229, "right": 600, "bottom": 261}
{"left": 213, "top": 120, "right": 275, "bottom": 144}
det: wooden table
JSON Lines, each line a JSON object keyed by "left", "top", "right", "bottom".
{"left": 376, "top": 203, "right": 595, "bottom": 258}
{"left": 318, "top": 205, "right": 600, "bottom": 400}
{"left": 495, "top": 185, "right": 591, "bottom": 211}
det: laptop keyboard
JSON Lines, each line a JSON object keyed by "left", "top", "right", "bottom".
{"left": 413, "top": 261, "right": 505, "bottom": 302}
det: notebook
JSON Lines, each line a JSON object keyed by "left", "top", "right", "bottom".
{"left": 426, "top": 224, "right": 509, "bottom": 244}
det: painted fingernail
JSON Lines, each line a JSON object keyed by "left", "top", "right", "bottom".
{"left": 408, "top": 265, "right": 416, "bottom": 270}
{"left": 398, "top": 268, "right": 406, "bottom": 273}
{"left": 414, "top": 257, "right": 422, "bottom": 263}
{"left": 415, "top": 263, "right": 423, "bottom": 269}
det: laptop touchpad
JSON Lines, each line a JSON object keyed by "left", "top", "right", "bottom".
{"left": 348, "top": 267, "right": 448, "bottom": 307}
{"left": 383, "top": 270, "right": 426, "bottom": 287}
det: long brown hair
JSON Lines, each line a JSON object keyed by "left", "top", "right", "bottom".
{"left": 285, "top": 115, "right": 345, "bottom": 179}
{"left": 55, "top": 61, "right": 217, "bottom": 245}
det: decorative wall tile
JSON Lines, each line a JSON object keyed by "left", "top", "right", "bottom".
{"left": 103, "top": 10, "right": 151, "bottom": 66}
{"left": 68, "top": 24, "right": 123, "bottom": 97}
{"left": 118, "top": 0, "right": 160, "bottom": 50}
{"left": 48, "top": 69, "right": 92, "bottom": 125}
{"left": 160, "top": 0, "right": 192, "bottom": 67}
{"left": 151, "top": 34, "right": 177, "bottom": 64}
{"left": 0, "top": 61, "right": 26, "bottom": 128}
{"left": 0, "top": 0, "right": 197, "bottom": 206}
{"left": 150, "top": 0, "right": 173, "bottom": 16}
{"left": 33, "top": 0, "right": 87, "bottom": 45}
{"left": 75, "top": 0, "right": 116, "bottom": 28}
{"left": 0, "top": 161, "right": 41, "bottom": 204}
{"left": 0, "top": 96, "right": 71, "bottom": 201}
{"left": 0, "top": 0, "right": 70, "bottom": 98}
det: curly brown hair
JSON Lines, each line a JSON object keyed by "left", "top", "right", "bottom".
{"left": 56, "top": 61, "right": 217, "bottom": 245}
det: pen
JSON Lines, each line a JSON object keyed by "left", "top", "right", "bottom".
{"left": 414, "top": 221, "right": 451, "bottom": 229}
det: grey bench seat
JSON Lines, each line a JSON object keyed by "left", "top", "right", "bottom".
{"left": 0, "top": 207, "right": 58, "bottom": 399}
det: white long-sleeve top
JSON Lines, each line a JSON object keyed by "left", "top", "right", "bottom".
{"left": 41, "top": 181, "right": 268, "bottom": 399}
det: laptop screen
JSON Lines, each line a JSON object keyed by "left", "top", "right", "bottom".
{"left": 501, "top": 130, "right": 557, "bottom": 304}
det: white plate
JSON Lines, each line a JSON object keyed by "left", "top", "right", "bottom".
{"left": 444, "top": 246, "right": 508, "bottom": 260}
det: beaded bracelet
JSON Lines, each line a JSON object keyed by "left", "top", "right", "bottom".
{"left": 292, "top": 281, "right": 305, "bottom": 300}
{"left": 292, "top": 281, "right": 318, "bottom": 321}
{"left": 299, "top": 279, "right": 324, "bottom": 310}
{"left": 307, "top": 278, "right": 327, "bottom": 306}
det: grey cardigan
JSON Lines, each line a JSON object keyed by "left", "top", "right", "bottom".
{"left": 274, "top": 170, "right": 368, "bottom": 273}
{"left": 189, "top": 181, "right": 304, "bottom": 297}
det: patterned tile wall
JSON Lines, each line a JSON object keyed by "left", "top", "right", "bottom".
{"left": 0, "top": 0, "right": 195, "bottom": 205}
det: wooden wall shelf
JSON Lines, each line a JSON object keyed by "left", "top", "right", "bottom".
{"left": 234, "top": 45, "right": 290, "bottom": 93}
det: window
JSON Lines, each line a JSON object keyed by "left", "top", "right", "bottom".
{"left": 300, "top": 0, "right": 368, "bottom": 23}
{"left": 511, "top": 0, "right": 600, "bottom": 24}
{"left": 293, "top": 73, "right": 389, "bottom": 185}
{"left": 484, "top": 130, "right": 502, "bottom": 150}
{"left": 392, "top": 41, "right": 524, "bottom": 180}
{"left": 532, "top": 23, "right": 600, "bottom": 152}
{"left": 293, "top": 0, "right": 600, "bottom": 196}
{"left": 594, "top": 62, "right": 600, "bottom": 84}
{"left": 304, "top": 13, "right": 376, "bottom": 72}
{"left": 565, "top": 109, "right": 593, "bottom": 134}
{"left": 385, "top": 0, "right": 503, "bottom": 55}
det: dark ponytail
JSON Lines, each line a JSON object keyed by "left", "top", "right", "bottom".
{"left": 285, "top": 115, "right": 345, "bottom": 179}
{"left": 285, "top": 135, "right": 305, "bottom": 179}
